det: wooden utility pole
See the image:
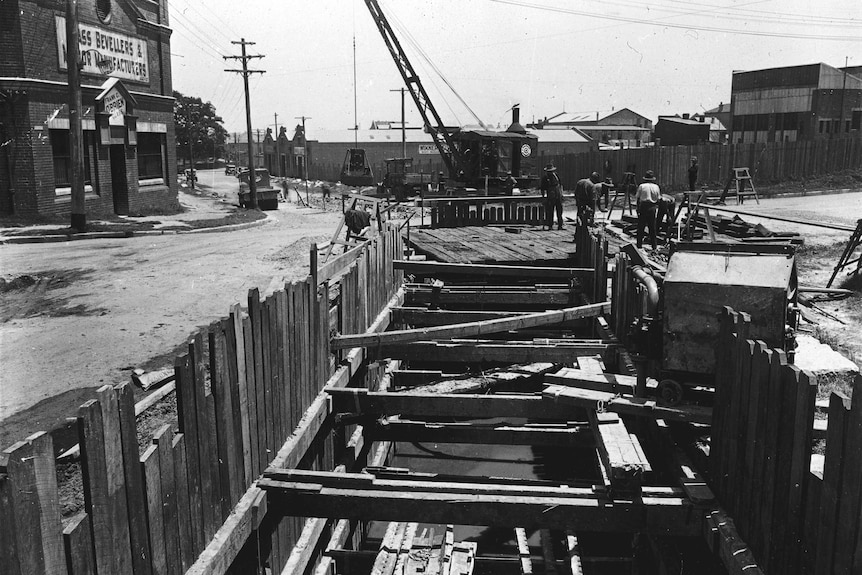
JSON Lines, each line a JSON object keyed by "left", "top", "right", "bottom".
{"left": 273, "top": 112, "right": 280, "bottom": 175}
{"left": 225, "top": 39, "right": 265, "bottom": 208}
{"left": 390, "top": 87, "right": 406, "bottom": 158}
{"left": 66, "top": 0, "right": 86, "bottom": 231}
{"left": 295, "top": 115, "right": 311, "bottom": 205}
{"left": 186, "top": 104, "right": 195, "bottom": 189}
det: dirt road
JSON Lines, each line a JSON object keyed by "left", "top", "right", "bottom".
{"left": 0, "top": 170, "right": 342, "bottom": 436}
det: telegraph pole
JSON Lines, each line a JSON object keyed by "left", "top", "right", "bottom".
{"left": 186, "top": 105, "right": 195, "bottom": 189}
{"left": 66, "top": 0, "right": 86, "bottom": 231}
{"left": 390, "top": 88, "right": 406, "bottom": 158}
{"left": 295, "top": 115, "right": 311, "bottom": 205}
{"left": 225, "top": 39, "right": 265, "bottom": 208}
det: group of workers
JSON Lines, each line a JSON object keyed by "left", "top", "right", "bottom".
{"left": 539, "top": 157, "right": 699, "bottom": 250}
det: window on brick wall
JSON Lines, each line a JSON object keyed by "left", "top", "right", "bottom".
{"left": 96, "top": 0, "right": 112, "bottom": 23}
{"left": 51, "top": 129, "right": 95, "bottom": 195}
{"left": 137, "top": 132, "right": 166, "bottom": 185}
{"left": 852, "top": 110, "right": 861, "bottom": 131}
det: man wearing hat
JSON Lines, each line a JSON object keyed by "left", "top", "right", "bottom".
{"left": 634, "top": 170, "right": 661, "bottom": 249}
{"left": 575, "top": 172, "right": 602, "bottom": 226}
{"left": 501, "top": 170, "right": 518, "bottom": 196}
{"left": 540, "top": 163, "right": 564, "bottom": 230}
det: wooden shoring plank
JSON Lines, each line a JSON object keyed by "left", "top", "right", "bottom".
{"left": 392, "top": 308, "right": 529, "bottom": 328}
{"left": 172, "top": 434, "right": 195, "bottom": 572}
{"left": 589, "top": 411, "right": 651, "bottom": 494}
{"left": 190, "top": 332, "right": 220, "bottom": 539}
{"left": 332, "top": 303, "right": 609, "bottom": 349}
{"left": 708, "top": 308, "right": 739, "bottom": 497}
{"left": 331, "top": 389, "right": 578, "bottom": 420}
{"left": 210, "top": 325, "right": 238, "bottom": 511}
{"left": 279, "top": 516, "right": 329, "bottom": 575}
{"left": 392, "top": 369, "right": 446, "bottom": 388}
{"left": 368, "top": 420, "right": 591, "bottom": 446}
{"left": 729, "top": 338, "right": 756, "bottom": 517}
{"left": 515, "top": 528, "right": 532, "bottom": 575}
{"left": 0, "top": 473, "right": 23, "bottom": 575}
{"left": 757, "top": 349, "right": 786, "bottom": 570}
{"left": 783, "top": 366, "right": 817, "bottom": 574}
{"left": 405, "top": 363, "right": 557, "bottom": 395}
{"left": 242, "top": 315, "right": 260, "bottom": 479}
{"left": 539, "top": 529, "right": 557, "bottom": 575}
{"left": 648, "top": 420, "right": 714, "bottom": 504}
{"left": 0, "top": 432, "right": 64, "bottom": 575}
{"left": 393, "top": 260, "right": 595, "bottom": 280}
{"left": 231, "top": 304, "right": 253, "bottom": 487}
{"left": 441, "top": 525, "right": 455, "bottom": 575}
{"left": 369, "top": 342, "right": 614, "bottom": 364}
{"left": 718, "top": 314, "right": 751, "bottom": 503}
{"left": 141, "top": 445, "right": 166, "bottom": 575}
{"left": 301, "top": 278, "right": 314, "bottom": 422}
{"left": 769, "top": 350, "right": 802, "bottom": 573}
{"left": 248, "top": 289, "right": 268, "bottom": 479}
{"left": 404, "top": 289, "right": 577, "bottom": 307}
{"left": 565, "top": 532, "right": 583, "bottom": 575}
{"left": 114, "top": 382, "right": 152, "bottom": 575}
{"left": 306, "top": 276, "right": 319, "bottom": 412}
{"left": 62, "top": 513, "right": 94, "bottom": 575}
{"left": 265, "top": 295, "right": 282, "bottom": 461}
{"left": 738, "top": 340, "right": 768, "bottom": 537}
{"left": 747, "top": 345, "right": 773, "bottom": 556}
{"left": 77, "top": 387, "right": 133, "bottom": 575}
{"left": 848, "top": 378, "right": 862, "bottom": 574}
{"left": 814, "top": 392, "right": 852, "bottom": 575}
{"left": 288, "top": 282, "right": 301, "bottom": 443}
{"left": 372, "top": 521, "right": 407, "bottom": 575}
{"left": 260, "top": 296, "right": 275, "bottom": 470}
{"left": 223, "top": 317, "right": 248, "bottom": 497}
{"left": 259, "top": 481, "right": 701, "bottom": 536}
{"left": 708, "top": 510, "right": 764, "bottom": 575}
{"left": 392, "top": 523, "right": 420, "bottom": 575}
{"left": 153, "top": 425, "right": 181, "bottom": 575}
{"left": 544, "top": 368, "right": 656, "bottom": 395}
{"left": 277, "top": 288, "right": 290, "bottom": 441}
{"left": 543, "top": 385, "right": 711, "bottom": 424}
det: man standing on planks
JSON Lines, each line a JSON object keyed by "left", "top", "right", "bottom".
{"left": 635, "top": 170, "right": 661, "bottom": 249}
{"left": 540, "top": 163, "right": 564, "bottom": 230}
{"left": 688, "top": 156, "right": 699, "bottom": 191}
{"left": 574, "top": 171, "right": 602, "bottom": 227}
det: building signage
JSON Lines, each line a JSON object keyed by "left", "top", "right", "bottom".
{"left": 55, "top": 16, "right": 150, "bottom": 84}
{"left": 418, "top": 143, "right": 450, "bottom": 155}
{"left": 102, "top": 87, "right": 126, "bottom": 118}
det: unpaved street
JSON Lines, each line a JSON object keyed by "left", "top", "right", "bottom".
{"left": 0, "top": 171, "right": 342, "bottom": 430}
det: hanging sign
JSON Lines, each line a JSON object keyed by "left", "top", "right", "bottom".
{"left": 55, "top": 16, "right": 150, "bottom": 84}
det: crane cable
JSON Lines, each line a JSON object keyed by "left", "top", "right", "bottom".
{"left": 381, "top": 0, "right": 489, "bottom": 130}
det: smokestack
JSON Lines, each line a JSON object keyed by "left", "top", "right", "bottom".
{"left": 506, "top": 105, "right": 526, "bottom": 133}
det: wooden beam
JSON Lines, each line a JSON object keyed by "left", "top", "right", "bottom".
{"left": 590, "top": 411, "right": 652, "bottom": 495}
{"left": 405, "top": 288, "right": 577, "bottom": 307}
{"left": 394, "top": 260, "right": 595, "bottom": 280}
{"left": 330, "top": 389, "right": 581, "bottom": 420}
{"left": 392, "top": 369, "right": 448, "bottom": 387}
{"left": 515, "top": 528, "right": 532, "bottom": 575}
{"left": 544, "top": 385, "right": 712, "bottom": 424}
{"left": 392, "top": 308, "right": 528, "bottom": 327}
{"left": 258, "top": 477, "right": 702, "bottom": 536}
{"left": 331, "top": 303, "right": 610, "bottom": 349}
{"left": 405, "top": 363, "right": 557, "bottom": 395}
{"left": 369, "top": 341, "right": 615, "bottom": 364}
{"left": 545, "top": 368, "right": 658, "bottom": 395}
{"left": 367, "top": 420, "right": 591, "bottom": 446}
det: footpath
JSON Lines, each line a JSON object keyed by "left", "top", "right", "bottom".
{"left": 0, "top": 184, "right": 272, "bottom": 244}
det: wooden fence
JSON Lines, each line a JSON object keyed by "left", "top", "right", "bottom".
{"left": 710, "top": 307, "right": 862, "bottom": 575}
{"left": 310, "top": 137, "right": 862, "bottom": 193}
{"left": 0, "top": 225, "right": 404, "bottom": 575}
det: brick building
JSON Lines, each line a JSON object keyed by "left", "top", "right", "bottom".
{"left": 730, "top": 63, "right": 862, "bottom": 143}
{"left": 0, "top": 0, "right": 178, "bottom": 218}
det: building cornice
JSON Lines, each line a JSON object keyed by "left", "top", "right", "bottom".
{"left": 0, "top": 77, "right": 175, "bottom": 105}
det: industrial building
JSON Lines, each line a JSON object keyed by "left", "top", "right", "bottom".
{"left": 729, "top": 62, "right": 862, "bottom": 143}
{"left": 530, "top": 107, "right": 653, "bottom": 148}
{"left": 654, "top": 114, "right": 712, "bottom": 146}
{"left": 0, "top": 0, "right": 178, "bottom": 217}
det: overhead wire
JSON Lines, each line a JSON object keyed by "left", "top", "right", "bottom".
{"left": 487, "top": 0, "right": 862, "bottom": 42}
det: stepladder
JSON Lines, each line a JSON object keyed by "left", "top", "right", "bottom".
{"left": 718, "top": 167, "right": 759, "bottom": 205}
{"left": 827, "top": 218, "right": 862, "bottom": 287}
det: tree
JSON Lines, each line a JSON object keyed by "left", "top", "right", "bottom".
{"left": 173, "top": 91, "right": 228, "bottom": 167}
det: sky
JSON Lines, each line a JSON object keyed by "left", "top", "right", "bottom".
{"left": 167, "top": 0, "right": 862, "bottom": 137}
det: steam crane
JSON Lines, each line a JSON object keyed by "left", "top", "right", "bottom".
{"left": 364, "top": 0, "right": 538, "bottom": 192}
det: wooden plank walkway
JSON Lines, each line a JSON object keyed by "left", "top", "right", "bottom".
{"left": 408, "top": 226, "right": 577, "bottom": 265}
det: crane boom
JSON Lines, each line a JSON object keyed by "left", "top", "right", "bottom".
{"left": 363, "top": 0, "right": 459, "bottom": 177}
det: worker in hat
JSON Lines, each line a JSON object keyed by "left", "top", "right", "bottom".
{"left": 540, "top": 164, "right": 564, "bottom": 230}
{"left": 635, "top": 170, "right": 661, "bottom": 249}
{"left": 574, "top": 172, "right": 602, "bottom": 227}
{"left": 688, "top": 156, "right": 699, "bottom": 192}
{"left": 501, "top": 170, "right": 518, "bottom": 196}
{"left": 436, "top": 171, "right": 446, "bottom": 195}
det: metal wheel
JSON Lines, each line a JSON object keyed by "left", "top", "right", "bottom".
{"left": 658, "top": 379, "right": 684, "bottom": 406}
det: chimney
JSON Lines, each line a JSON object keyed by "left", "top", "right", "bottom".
{"left": 506, "top": 105, "right": 526, "bottom": 133}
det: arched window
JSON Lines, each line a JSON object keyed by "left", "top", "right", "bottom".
{"left": 96, "top": 0, "right": 112, "bottom": 23}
